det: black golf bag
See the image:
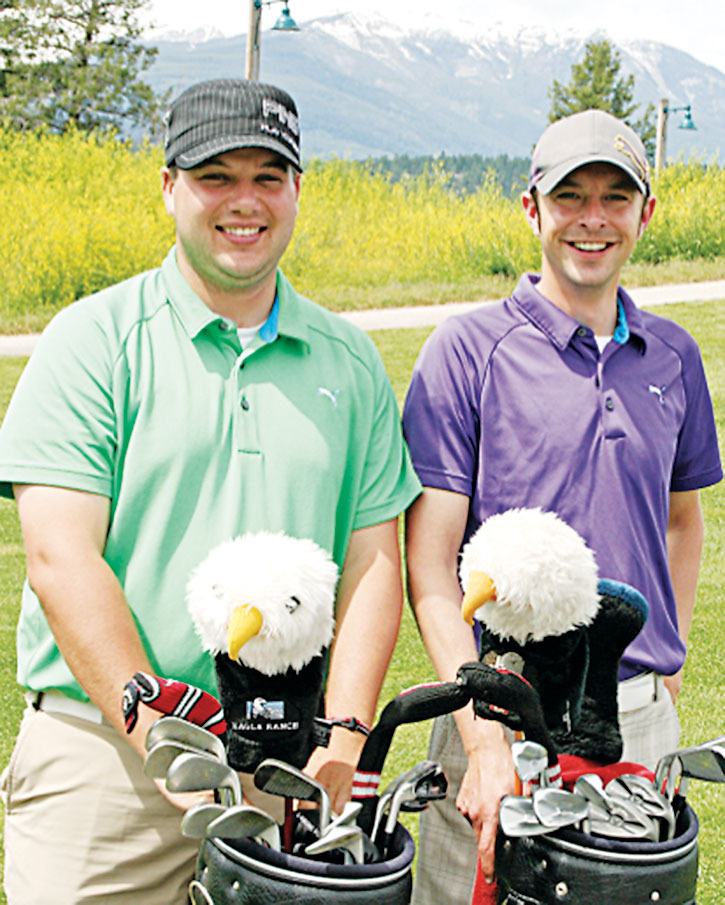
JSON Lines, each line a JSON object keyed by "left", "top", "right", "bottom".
{"left": 493, "top": 799, "right": 699, "bottom": 905}
{"left": 190, "top": 821, "right": 415, "bottom": 905}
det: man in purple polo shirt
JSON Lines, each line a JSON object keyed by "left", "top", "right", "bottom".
{"left": 402, "top": 110, "right": 722, "bottom": 905}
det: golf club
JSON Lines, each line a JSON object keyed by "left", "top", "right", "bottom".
{"left": 205, "top": 804, "right": 281, "bottom": 849}
{"left": 353, "top": 680, "right": 471, "bottom": 835}
{"left": 370, "top": 761, "right": 442, "bottom": 849}
{"left": 532, "top": 788, "right": 588, "bottom": 830}
{"left": 676, "top": 739, "right": 725, "bottom": 797}
{"left": 304, "top": 823, "right": 365, "bottom": 864}
{"left": 511, "top": 739, "right": 549, "bottom": 786}
{"left": 145, "top": 716, "right": 227, "bottom": 763}
{"left": 587, "top": 794, "right": 659, "bottom": 841}
{"left": 655, "top": 736, "right": 725, "bottom": 800}
{"left": 400, "top": 763, "right": 447, "bottom": 812}
{"left": 144, "top": 738, "right": 214, "bottom": 779}
{"left": 456, "top": 662, "right": 559, "bottom": 772}
{"left": 499, "top": 795, "right": 554, "bottom": 837}
{"left": 606, "top": 774, "right": 676, "bottom": 840}
{"left": 181, "top": 802, "right": 227, "bottom": 839}
{"left": 254, "top": 758, "right": 331, "bottom": 843}
{"left": 165, "top": 751, "right": 242, "bottom": 806}
{"left": 382, "top": 762, "right": 445, "bottom": 857}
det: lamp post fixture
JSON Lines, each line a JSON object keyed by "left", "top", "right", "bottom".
{"left": 246, "top": 0, "right": 300, "bottom": 81}
{"left": 654, "top": 99, "right": 697, "bottom": 174}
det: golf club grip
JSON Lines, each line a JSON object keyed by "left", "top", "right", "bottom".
{"left": 356, "top": 681, "right": 471, "bottom": 775}
{"left": 457, "top": 661, "right": 558, "bottom": 764}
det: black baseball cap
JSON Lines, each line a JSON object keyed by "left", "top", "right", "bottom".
{"left": 164, "top": 79, "right": 302, "bottom": 172}
{"left": 529, "top": 110, "right": 650, "bottom": 197}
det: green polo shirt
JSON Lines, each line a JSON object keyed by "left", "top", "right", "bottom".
{"left": 0, "top": 249, "right": 421, "bottom": 700}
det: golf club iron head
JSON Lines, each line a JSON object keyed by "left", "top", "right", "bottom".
{"left": 254, "top": 758, "right": 331, "bottom": 832}
{"left": 499, "top": 795, "right": 555, "bottom": 837}
{"left": 587, "top": 795, "right": 659, "bottom": 841}
{"left": 144, "top": 738, "right": 213, "bottom": 779}
{"left": 305, "top": 824, "right": 365, "bottom": 864}
{"left": 181, "top": 802, "right": 226, "bottom": 839}
{"left": 532, "top": 788, "right": 589, "bottom": 829}
{"left": 654, "top": 737, "right": 725, "bottom": 799}
{"left": 205, "top": 805, "right": 281, "bottom": 849}
{"left": 400, "top": 764, "right": 448, "bottom": 812}
{"left": 165, "top": 751, "right": 242, "bottom": 806}
{"left": 511, "top": 740, "right": 549, "bottom": 785}
{"left": 145, "top": 716, "right": 227, "bottom": 763}
{"left": 606, "top": 774, "right": 676, "bottom": 840}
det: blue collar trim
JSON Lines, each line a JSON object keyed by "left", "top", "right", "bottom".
{"left": 259, "top": 294, "right": 280, "bottom": 343}
{"left": 613, "top": 297, "right": 630, "bottom": 345}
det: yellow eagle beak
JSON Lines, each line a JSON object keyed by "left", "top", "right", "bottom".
{"left": 461, "top": 571, "right": 497, "bottom": 625}
{"left": 227, "top": 604, "right": 264, "bottom": 661}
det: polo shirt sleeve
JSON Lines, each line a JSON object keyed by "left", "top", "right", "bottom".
{"left": 402, "top": 318, "right": 481, "bottom": 496}
{"left": 670, "top": 338, "right": 722, "bottom": 492}
{"left": 0, "top": 302, "right": 117, "bottom": 499}
{"left": 352, "top": 350, "right": 421, "bottom": 531}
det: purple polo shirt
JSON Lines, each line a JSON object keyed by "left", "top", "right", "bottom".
{"left": 403, "top": 274, "right": 722, "bottom": 679}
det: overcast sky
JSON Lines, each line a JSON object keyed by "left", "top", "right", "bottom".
{"left": 144, "top": 0, "right": 724, "bottom": 72}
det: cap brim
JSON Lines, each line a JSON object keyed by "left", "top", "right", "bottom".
{"left": 172, "top": 135, "right": 302, "bottom": 173}
{"left": 533, "top": 155, "right": 647, "bottom": 196}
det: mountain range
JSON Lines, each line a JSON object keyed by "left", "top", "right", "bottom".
{"left": 146, "top": 13, "right": 725, "bottom": 163}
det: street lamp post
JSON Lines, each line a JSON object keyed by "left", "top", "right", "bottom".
{"left": 245, "top": 1, "right": 299, "bottom": 81}
{"left": 655, "top": 98, "right": 697, "bottom": 174}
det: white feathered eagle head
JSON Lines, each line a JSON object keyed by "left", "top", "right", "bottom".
{"left": 186, "top": 532, "right": 339, "bottom": 677}
{"left": 459, "top": 508, "right": 599, "bottom": 644}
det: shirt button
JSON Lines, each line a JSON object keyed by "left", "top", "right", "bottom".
{"left": 240, "top": 396, "right": 250, "bottom": 411}
{"left": 605, "top": 397, "right": 615, "bottom": 411}
{"left": 577, "top": 327, "right": 587, "bottom": 337}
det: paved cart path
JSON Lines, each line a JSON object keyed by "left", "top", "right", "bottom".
{"left": 0, "top": 280, "right": 723, "bottom": 357}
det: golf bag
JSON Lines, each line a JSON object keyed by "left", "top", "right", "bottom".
{"left": 492, "top": 800, "right": 699, "bottom": 905}
{"left": 190, "top": 821, "right": 415, "bottom": 905}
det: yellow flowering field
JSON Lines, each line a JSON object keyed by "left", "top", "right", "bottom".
{"left": 1, "top": 128, "right": 723, "bottom": 331}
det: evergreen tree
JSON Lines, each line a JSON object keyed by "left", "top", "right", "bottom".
{"left": 548, "top": 39, "right": 656, "bottom": 161}
{"left": 0, "top": 0, "right": 164, "bottom": 133}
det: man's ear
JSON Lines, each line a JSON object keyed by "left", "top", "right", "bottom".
{"left": 638, "top": 195, "right": 656, "bottom": 238}
{"left": 521, "top": 191, "right": 541, "bottom": 237}
{"left": 161, "top": 167, "right": 175, "bottom": 216}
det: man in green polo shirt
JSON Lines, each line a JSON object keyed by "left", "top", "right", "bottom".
{"left": 0, "top": 79, "right": 420, "bottom": 905}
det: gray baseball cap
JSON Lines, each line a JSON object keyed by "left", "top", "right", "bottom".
{"left": 164, "top": 79, "right": 302, "bottom": 172}
{"left": 528, "top": 110, "right": 650, "bottom": 196}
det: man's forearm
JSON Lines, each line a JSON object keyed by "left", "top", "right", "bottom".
{"left": 325, "top": 520, "right": 403, "bottom": 725}
{"left": 667, "top": 491, "right": 704, "bottom": 646}
{"left": 27, "top": 551, "right": 155, "bottom": 753}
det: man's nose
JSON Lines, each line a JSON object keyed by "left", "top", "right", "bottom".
{"left": 579, "top": 195, "right": 607, "bottom": 227}
{"left": 228, "top": 180, "right": 258, "bottom": 212}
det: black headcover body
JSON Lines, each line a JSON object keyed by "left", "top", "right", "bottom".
{"left": 216, "top": 652, "right": 325, "bottom": 772}
{"left": 557, "top": 579, "right": 649, "bottom": 762}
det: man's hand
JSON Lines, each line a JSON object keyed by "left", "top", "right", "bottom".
{"left": 457, "top": 734, "right": 514, "bottom": 881}
{"left": 154, "top": 779, "right": 215, "bottom": 812}
{"left": 304, "top": 727, "right": 366, "bottom": 814}
{"left": 663, "top": 669, "right": 683, "bottom": 703}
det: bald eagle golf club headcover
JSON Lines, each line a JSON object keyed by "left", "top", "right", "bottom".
{"left": 215, "top": 653, "right": 326, "bottom": 771}
{"left": 555, "top": 578, "right": 649, "bottom": 762}
{"left": 186, "top": 532, "right": 338, "bottom": 773}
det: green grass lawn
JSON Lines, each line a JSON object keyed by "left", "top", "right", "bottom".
{"left": 0, "top": 300, "right": 723, "bottom": 902}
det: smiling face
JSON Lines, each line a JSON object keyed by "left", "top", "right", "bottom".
{"left": 162, "top": 147, "right": 300, "bottom": 318}
{"left": 522, "top": 162, "right": 656, "bottom": 319}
